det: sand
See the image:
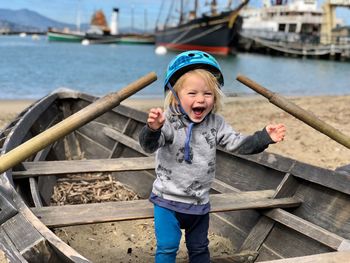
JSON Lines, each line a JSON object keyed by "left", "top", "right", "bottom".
{"left": 0, "top": 95, "right": 349, "bottom": 262}
{"left": 2, "top": 95, "right": 349, "bottom": 169}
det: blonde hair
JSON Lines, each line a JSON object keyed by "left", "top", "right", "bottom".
{"left": 164, "top": 69, "right": 224, "bottom": 114}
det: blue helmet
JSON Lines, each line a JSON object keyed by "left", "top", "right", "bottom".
{"left": 164, "top": 50, "right": 224, "bottom": 91}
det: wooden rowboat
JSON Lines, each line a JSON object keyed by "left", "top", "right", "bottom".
{"left": 0, "top": 88, "right": 350, "bottom": 262}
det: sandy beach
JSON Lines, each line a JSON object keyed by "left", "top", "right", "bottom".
{"left": 1, "top": 94, "right": 349, "bottom": 262}
{"left": 2, "top": 95, "right": 349, "bottom": 170}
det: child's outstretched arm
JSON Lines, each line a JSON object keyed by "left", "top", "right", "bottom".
{"left": 147, "top": 108, "right": 165, "bottom": 131}
{"left": 266, "top": 124, "right": 286, "bottom": 143}
{"left": 139, "top": 108, "right": 166, "bottom": 153}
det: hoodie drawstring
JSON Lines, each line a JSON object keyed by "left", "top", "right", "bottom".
{"left": 184, "top": 122, "right": 194, "bottom": 163}
{"left": 167, "top": 83, "right": 193, "bottom": 164}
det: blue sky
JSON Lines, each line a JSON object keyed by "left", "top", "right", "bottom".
{"left": 0, "top": 0, "right": 349, "bottom": 30}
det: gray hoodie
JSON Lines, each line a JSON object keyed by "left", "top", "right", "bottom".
{"left": 139, "top": 110, "right": 273, "bottom": 205}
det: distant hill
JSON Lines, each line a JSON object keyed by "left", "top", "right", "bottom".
{"left": 0, "top": 19, "right": 39, "bottom": 33}
{"left": 0, "top": 8, "right": 153, "bottom": 34}
{"left": 0, "top": 8, "right": 88, "bottom": 33}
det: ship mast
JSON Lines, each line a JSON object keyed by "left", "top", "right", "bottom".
{"left": 179, "top": 0, "right": 184, "bottom": 24}
{"left": 194, "top": 0, "right": 198, "bottom": 17}
{"left": 189, "top": 0, "right": 199, "bottom": 20}
{"left": 211, "top": 0, "right": 218, "bottom": 15}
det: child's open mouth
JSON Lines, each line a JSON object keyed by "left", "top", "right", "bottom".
{"left": 192, "top": 107, "right": 205, "bottom": 118}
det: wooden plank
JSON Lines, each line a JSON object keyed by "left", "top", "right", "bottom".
{"left": 0, "top": 137, "right": 6, "bottom": 147}
{"left": 239, "top": 173, "right": 299, "bottom": 252}
{"left": 241, "top": 152, "right": 350, "bottom": 195}
{"left": 0, "top": 190, "right": 18, "bottom": 224}
{"left": 210, "top": 251, "right": 258, "bottom": 263}
{"left": 75, "top": 121, "right": 115, "bottom": 152}
{"left": 16, "top": 196, "right": 92, "bottom": 263}
{"left": 74, "top": 131, "right": 111, "bottom": 159}
{"left": 0, "top": 228, "right": 27, "bottom": 263}
{"left": 103, "top": 126, "right": 150, "bottom": 156}
{"left": 211, "top": 178, "right": 241, "bottom": 193}
{"left": 61, "top": 101, "right": 82, "bottom": 159}
{"left": 260, "top": 251, "right": 350, "bottom": 263}
{"left": 12, "top": 157, "right": 155, "bottom": 178}
{"left": 109, "top": 118, "right": 138, "bottom": 158}
{"left": 264, "top": 208, "right": 350, "bottom": 251}
{"left": 31, "top": 190, "right": 300, "bottom": 228}
{"left": 30, "top": 146, "right": 53, "bottom": 208}
{"left": 239, "top": 216, "right": 275, "bottom": 252}
{"left": 2, "top": 212, "right": 47, "bottom": 261}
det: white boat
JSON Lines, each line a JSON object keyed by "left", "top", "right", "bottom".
{"left": 239, "top": 0, "right": 323, "bottom": 44}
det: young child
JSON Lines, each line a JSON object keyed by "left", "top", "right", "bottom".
{"left": 139, "top": 50, "right": 286, "bottom": 263}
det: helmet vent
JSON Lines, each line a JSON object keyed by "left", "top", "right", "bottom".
{"left": 188, "top": 53, "right": 195, "bottom": 57}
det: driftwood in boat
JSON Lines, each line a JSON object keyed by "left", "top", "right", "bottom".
{"left": 31, "top": 190, "right": 300, "bottom": 227}
{"left": 51, "top": 174, "right": 140, "bottom": 205}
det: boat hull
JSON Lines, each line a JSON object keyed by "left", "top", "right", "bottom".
{"left": 82, "top": 33, "right": 155, "bottom": 45}
{"left": 47, "top": 30, "right": 84, "bottom": 43}
{"left": 155, "top": 11, "right": 243, "bottom": 55}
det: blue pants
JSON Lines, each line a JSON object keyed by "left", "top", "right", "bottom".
{"left": 153, "top": 204, "right": 210, "bottom": 263}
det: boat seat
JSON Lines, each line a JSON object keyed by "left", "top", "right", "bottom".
{"left": 12, "top": 157, "right": 156, "bottom": 178}
{"left": 31, "top": 190, "right": 301, "bottom": 228}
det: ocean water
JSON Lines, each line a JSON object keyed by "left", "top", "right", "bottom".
{"left": 0, "top": 35, "right": 349, "bottom": 100}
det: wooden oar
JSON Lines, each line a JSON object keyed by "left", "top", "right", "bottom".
{"left": 236, "top": 74, "right": 350, "bottom": 149}
{"left": 0, "top": 72, "right": 157, "bottom": 174}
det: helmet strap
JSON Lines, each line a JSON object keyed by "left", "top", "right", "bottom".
{"left": 167, "top": 83, "right": 187, "bottom": 116}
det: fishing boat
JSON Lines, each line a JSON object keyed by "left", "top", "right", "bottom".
{"left": 47, "top": 28, "right": 85, "bottom": 43}
{"left": 1, "top": 83, "right": 350, "bottom": 262}
{"left": 155, "top": 0, "right": 249, "bottom": 55}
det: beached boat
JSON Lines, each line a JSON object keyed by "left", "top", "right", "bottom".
{"left": 1, "top": 87, "right": 350, "bottom": 262}
{"left": 155, "top": 0, "right": 249, "bottom": 55}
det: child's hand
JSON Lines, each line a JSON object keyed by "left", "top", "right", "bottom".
{"left": 147, "top": 108, "right": 165, "bottom": 131}
{"left": 266, "top": 124, "right": 286, "bottom": 143}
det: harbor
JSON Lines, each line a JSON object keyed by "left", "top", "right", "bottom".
{"left": 1, "top": 0, "right": 350, "bottom": 60}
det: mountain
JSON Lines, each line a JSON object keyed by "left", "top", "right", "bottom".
{"left": 0, "top": 8, "right": 88, "bottom": 32}
{"left": 0, "top": 19, "right": 39, "bottom": 33}
{"left": 0, "top": 8, "right": 152, "bottom": 34}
